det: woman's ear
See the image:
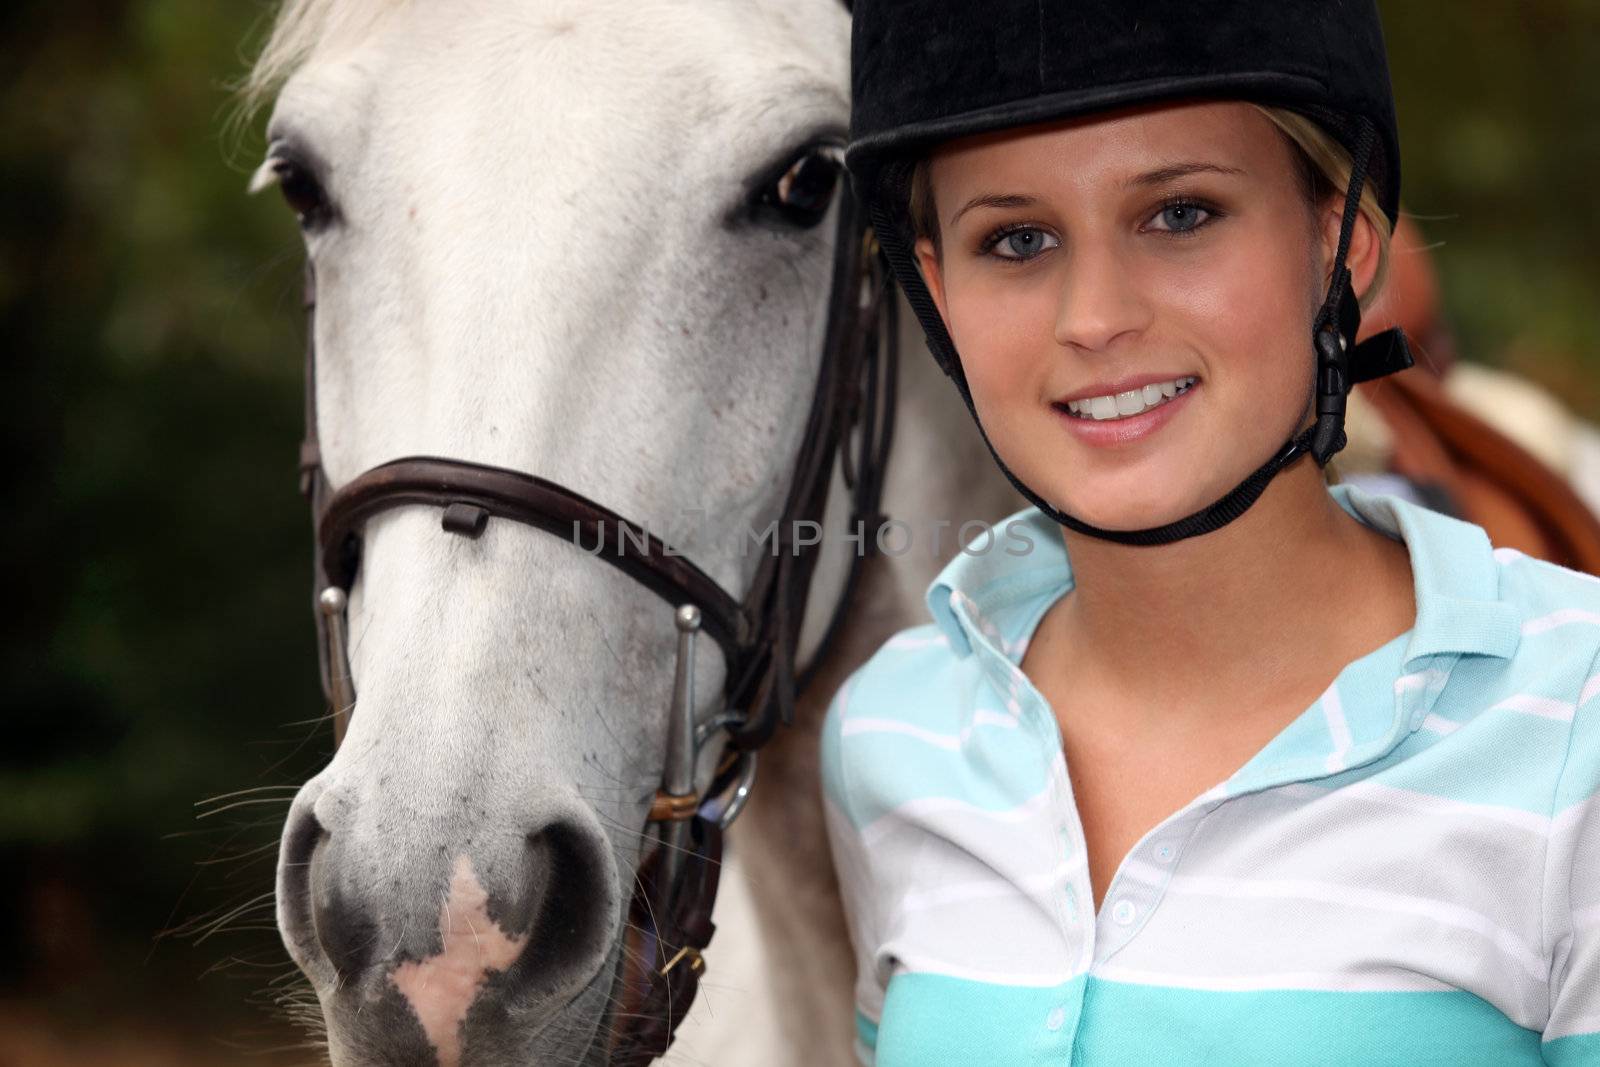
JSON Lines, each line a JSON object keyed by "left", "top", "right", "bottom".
{"left": 1318, "top": 192, "right": 1382, "bottom": 304}
{"left": 913, "top": 236, "right": 950, "bottom": 325}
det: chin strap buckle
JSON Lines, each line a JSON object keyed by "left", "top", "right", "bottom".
{"left": 1310, "top": 265, "right": 1361, "bottom": 465}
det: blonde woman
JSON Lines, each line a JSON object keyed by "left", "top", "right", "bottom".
{"left": 822, "top": 2, "right": 1600, "bottom": 1063}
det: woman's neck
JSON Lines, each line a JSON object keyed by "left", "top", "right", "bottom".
{"left": 1039, "top": 465, "right": 1417, "bottom": 734}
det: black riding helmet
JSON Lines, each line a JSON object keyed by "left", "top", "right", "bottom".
{"left": 848, "top": 0, "right": 1415, "bottom": 546}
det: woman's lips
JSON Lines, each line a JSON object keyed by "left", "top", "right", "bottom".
{"left": 1051, "top": 381, "right": 1198, "bottom": 446}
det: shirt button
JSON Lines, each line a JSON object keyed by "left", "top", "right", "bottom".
{"left": 1045, "top": 1006, "right": 1067, "bottom": 1031}
{"left": 1111, "top": 899, "right": 1137, "bottom": 925}
{"left": 1154, "top": 843, "right": 1175, "bottom": 863}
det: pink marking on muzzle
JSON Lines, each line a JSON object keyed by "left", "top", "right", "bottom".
{"left": 391, "top": 855, "right": 529, "bottom": 1067}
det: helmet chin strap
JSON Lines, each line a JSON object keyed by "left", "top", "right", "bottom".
{"left": 871, "top": 117, "right": 1412, "bottom": 547}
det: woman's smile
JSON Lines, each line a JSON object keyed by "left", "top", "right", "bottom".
{"left": 1051, "top": 376, "right": 1200, "bottom": 447}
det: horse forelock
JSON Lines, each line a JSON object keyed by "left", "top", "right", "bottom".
{"left": 244, "top": 0, "right": 847, "bottom": 116}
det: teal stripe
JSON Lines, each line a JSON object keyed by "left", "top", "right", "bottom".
{"left": 1317, "top": 713, "right": 1572, "bottom": 815}
{"left": 822, "top": 724, "right": 1052, "bottom": 829}
{"left": 1543, "top": 1029, "right": 1600, "bottom": 1066}
{"left": 854, "top": 1008, "right": 878, "bottom": 1051}
{"left": 1074, "top": 977, "right": 1542, "bottom": 1066}
{"left": 876, "top": 972, "right": 1084, "bottom": 1067}
{"left": 872, "top": 973, "right": 1545, "bottom": 1066}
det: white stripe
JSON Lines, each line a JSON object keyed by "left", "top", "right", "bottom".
{"left": 1554, "top": 791, "right": 1600, "bottom": 837}
{"left": 859, "top": 788, "right": 1056, "bottom": 847}
{"left": 1486, "top": 693, "right": 1576, "bottom": 722}
{"left": 1092, "top": 963, "right": 1456, "bottom": 994}
{"left": 885, "top": 632, "right": 948, "bottom": 650}
{"left": 898, "top": 856, "right": 1083, "bottom": 913}
{"left": 842, "top": 717, "right": 961, "bottom": 750}
{"left": 889, "top": 955, "right": 1080, "bottom": 988}
{"left": 1580, "top": 673, "right": 1600, "bottom": 707}
{"left": 1394, "top": 668, "right": 1446, "bottom": 694}
{"left": 1573, "top": 901, "right": 1600, "bottom": 934}
{"left": 841, "top": 709, "right": 1022, "bottom": 751}
{"left": 1275, "top": 778, "right": 1553, "bottom": 835}
{"left": 1321, "top": 683, "right": 1352, "bottom": 771}
{"left": 1418, "top": 713, "right": 1460, "bottom": 735}
{"left": 1494, "top": 547, "right": 1527, "bottom": 565}
{"left": 1523, "top": 609, "right": 1600, "bottom": 635}
{"left": 1117, "top": 857, "right": 1174, "bottom": 886}
{"left": 1162, "top": 874, "right": 1545, "bottom": 980}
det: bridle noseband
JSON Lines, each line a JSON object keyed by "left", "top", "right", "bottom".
{"left": 295, "top": 188, "right": 896, "bottom": 1063}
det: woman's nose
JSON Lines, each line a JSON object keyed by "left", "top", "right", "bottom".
{"left": 1051, "top": 240, "right": 1151, "bottom": 354}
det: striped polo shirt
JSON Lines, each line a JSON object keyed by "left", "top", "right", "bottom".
{"left": 820, "top": 483, "right": 1600, "bottom": 1066}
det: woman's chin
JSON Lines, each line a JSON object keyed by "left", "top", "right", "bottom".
{"left": 1040, "top": 478, "right": 1222, "bottom": 534}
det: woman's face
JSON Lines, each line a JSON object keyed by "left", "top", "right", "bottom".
{"left": 915, "top": 100, "right": 1372, "bottom": 531}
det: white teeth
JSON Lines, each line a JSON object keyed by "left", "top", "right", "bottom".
{"left": 1062, "top": 376, "right": 1197, "bottom": 421}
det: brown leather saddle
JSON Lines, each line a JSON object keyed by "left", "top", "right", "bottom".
{"left": 1355, "top": 370, "right": 1600, "bottom": 573}
{"left": 1348, "top": 216, "right": 1600, "bottom": 574}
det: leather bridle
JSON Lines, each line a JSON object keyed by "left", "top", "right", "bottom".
{"left": 294, "top": 185, "right": 897, "bottom": 1063}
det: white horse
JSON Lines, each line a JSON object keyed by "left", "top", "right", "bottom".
{"left": 247, "top": 1, "right": 1023, "bottom": 1063}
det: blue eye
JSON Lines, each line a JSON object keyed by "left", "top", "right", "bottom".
{"left": 985, "top": 226, "right": 1059, "bottom": 261}
{"left": 1149, "top": 199, "right": 1215, "bottom": 235}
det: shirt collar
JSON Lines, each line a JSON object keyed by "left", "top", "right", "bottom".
{"left": 924, "top": 482, "right": 1522, "bottom": 666}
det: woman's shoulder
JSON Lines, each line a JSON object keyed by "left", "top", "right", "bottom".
{"left": 818, "top": 613, "right": 1061, "bottom": 810}
{"left": 1489, "top": 547, "right": 1600, "bottom": 676}
{"left": 1492, "top": 546, "right": 1600, "bottom": 615}
{"left": 819, "top": 621, "right": 996, "bottom": 815}
{"left": 821, "top": 622, "right": 974, "bottom": 740}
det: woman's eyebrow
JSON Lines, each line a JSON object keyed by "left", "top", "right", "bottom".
{"left": 1124, "top": 161, "right": 1245, "bottom": 188}
{"left": 947, "top": 161, "right": 1244, "bottom": 227}
{"left": 948, "top": 192, "right": 1036, "bottom": 228}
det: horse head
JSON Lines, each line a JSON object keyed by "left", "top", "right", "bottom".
{"left": 250, "top": 1, "right": 853, "bottom": 1062}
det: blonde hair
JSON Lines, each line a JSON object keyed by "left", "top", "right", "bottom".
{"left": 907, "top": 103, "right": 1393, "bottom": 312}
{"left": 1249, "top": 105, "right": 1392, "bottom": 313}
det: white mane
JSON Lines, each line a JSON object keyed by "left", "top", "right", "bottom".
{"left": 245, "top": 0, "right": 402, "bottom": 109}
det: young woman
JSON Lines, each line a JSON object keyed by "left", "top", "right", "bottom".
{"left": 821, "top": 3, "right": 1600, "bottom": 1064}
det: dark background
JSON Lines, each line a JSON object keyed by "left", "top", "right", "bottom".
{"left": 3, "top": 1, "right": 1597, "bottom": 1061}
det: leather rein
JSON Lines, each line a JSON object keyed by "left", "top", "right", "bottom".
{"left": 295, "top": 188, "right": 896, "bottom": 1064}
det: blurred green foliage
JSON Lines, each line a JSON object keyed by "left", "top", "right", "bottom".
{"left": 1383, "top": 0, "right": 1600, "bottom": 409}
{"left": 0, "top": 0, "right": 1596, "bottom": 1035}
{"left": 2, "top": 0, "right": 322, "bottom": 1027}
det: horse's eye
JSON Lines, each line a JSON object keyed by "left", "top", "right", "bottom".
{"left": 267, "top": 157, "right": 333, "bottom": 231}
{"left": 758, "top": 147, "right": 843, "bottom": 229}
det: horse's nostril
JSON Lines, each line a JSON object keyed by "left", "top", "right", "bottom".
{"left": 281, "top": 799, "right": 381, "bottom": 980}
{"left": 277, "top": 801, "right": 329, "bottom": 977}
{"left": 308, "top": 834, "right": 381, "bottom": 978}
{"left": 503, "top": 820, "right": 615, "bottom": 999}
